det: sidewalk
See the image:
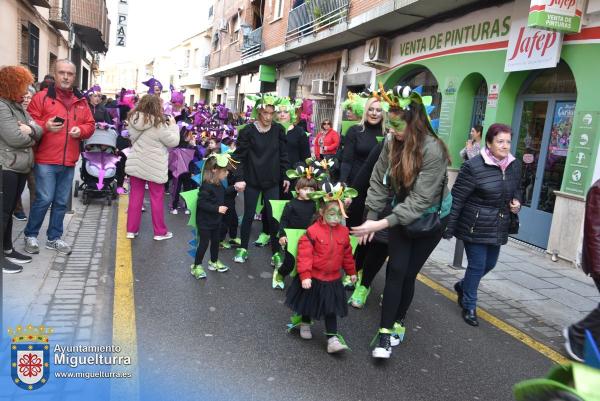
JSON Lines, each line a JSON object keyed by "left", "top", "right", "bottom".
{"left": 421, "top": 237, "right": 599, "bottom": 353}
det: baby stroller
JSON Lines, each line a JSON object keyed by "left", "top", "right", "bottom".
{"left": 73, "top": 126, "right": 120, "bottom": 205}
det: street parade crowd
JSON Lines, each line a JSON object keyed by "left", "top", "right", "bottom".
{"left": 1, "top": 59, "right": 598, "bottom": 362}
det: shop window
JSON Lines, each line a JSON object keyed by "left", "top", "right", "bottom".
{"left": 396, "top": 68, "right": 441, "bottom": 120}
{"left": 471, "top": 80, "right": 488, "bottom": 128}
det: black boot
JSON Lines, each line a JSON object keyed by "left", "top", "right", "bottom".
{"left": 454, "top": 281, "right": 463, "bottom": 308}
{"left": 462, "top": 309, "right": 479, "bottom": 327}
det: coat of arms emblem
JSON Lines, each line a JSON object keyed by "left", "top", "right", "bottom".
{"left": 8, "top": 325, "right": 52, "bottom": 391}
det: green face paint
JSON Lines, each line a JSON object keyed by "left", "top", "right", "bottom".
{"left": 324, "top": 205, "right": 342, "bottom": 225}
{"left": 387, "top": 117, "right": 407, "bottom": 132}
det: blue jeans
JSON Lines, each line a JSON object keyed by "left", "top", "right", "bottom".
{"left": 24, "top": 164, "right": 75, "bottom": 241}
{"left": 460, "top": 242, "right": 501, "bottom": 310}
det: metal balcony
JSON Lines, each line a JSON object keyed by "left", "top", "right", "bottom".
{"left": 29, "top": 0, "right": 51, "bottom": 8}
{"left": 241, "top": 26, "right": 263, "bottom": 60}
{"left": 49, "top": 5, "right": 70, "bottom": 31}
{"left": 286, "top": 0, "right": 349, "bottom": 45}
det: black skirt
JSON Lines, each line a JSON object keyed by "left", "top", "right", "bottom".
{"left": 285, "top": 277, "right": 348, "bottom": 320}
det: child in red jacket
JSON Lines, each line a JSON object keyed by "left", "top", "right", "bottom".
{"left": 285, "top": 182, "right": 357, "bottom": 353}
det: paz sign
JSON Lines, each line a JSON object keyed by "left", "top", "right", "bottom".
{"left": 116, "top": 0, "right": 128, "bottom": 47}
{"left": 528, "top": 0, "right": 584, "bottom": 33}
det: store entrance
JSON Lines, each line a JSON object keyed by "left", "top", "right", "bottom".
{"left": 511, "top": 62, "right": 577, "bottom": 248}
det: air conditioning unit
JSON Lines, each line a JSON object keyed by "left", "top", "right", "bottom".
{"left": 311, "top": 79, "right": 335, "bottom": 96}
{"left": 364, "top": 37, "right": 390, "bottom": 67}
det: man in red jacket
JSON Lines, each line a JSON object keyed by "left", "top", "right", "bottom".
{"left": 23, "top": 59, "right": 95, "bottom": 256}
{"left": 563, "top": 178, "right": 600, "bottom": 362}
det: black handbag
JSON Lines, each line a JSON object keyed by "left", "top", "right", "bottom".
{"left": 508, "top": 212, "right": 520, "bottom": 234}
{"left": 403, "top": 175, "right": 447, "bottom": 239}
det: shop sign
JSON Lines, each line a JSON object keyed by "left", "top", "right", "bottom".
{"left": 563, "top": 111, "right": 599, "bottom": 195}
{"left": 504, "top": 20, "right": 563, "bottom": 72}
{"left": 116, "top": 0, "right": 128, "bottom": 47}
{"left": 487, "top": 83, "right": 500, "bottom": 108}
{"left": 259, "top": 65, "right": 276, "bottom": 83}
{"left": 528, "top": 0, "right": 584, "bottom": 33}
{"left": 201, "top": 77, "right": 217, "bottom": 90}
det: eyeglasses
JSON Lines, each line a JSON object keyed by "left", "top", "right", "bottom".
{"left": 322, "top": 122, "right": 330, "bottom": 127}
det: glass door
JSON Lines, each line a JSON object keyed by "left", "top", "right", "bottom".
{"left": 512, "top": 98, "right": 575, "bottom": 248}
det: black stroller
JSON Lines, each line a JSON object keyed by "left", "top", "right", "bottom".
{"left": 73, "top": 126, "right": 119, "bottom": 205}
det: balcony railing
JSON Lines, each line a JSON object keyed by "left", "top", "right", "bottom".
{"left": 49, "top": 5, "right": 70, "bottom": 31}
{"left": 286, "top": 0, "right": 349, "bottom": 45}
{"left": 241, "top": 26, "right": 263, "bottom": 59}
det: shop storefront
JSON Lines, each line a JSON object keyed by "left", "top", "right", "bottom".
{"left": 376, "top": 0, "right": 600, "bottom": 260}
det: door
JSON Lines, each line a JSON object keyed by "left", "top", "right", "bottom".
{"left": 511, "top": 97, "right": 576, "bottom": 248}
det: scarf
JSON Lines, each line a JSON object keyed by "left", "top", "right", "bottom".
{"left": 484, "top": 147, "right": 510, "bottom": 172}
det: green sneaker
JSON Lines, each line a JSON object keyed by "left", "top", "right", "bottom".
{"left": 208, "top": 260, "right": 229, "bottom": 273}
{"left": 271, "top": 252, "right": 283, "bottom": 268}
{"left": 219, "top": 240, "right": 231, "bottom": 249}
{"left": 342, "top": 274, "right": 354, "bottom": 290}
{"left": 391, "top": 321, "right": 406, "bottom": 346}
{"left": 254, "top": 232, "right": 270, "bottom": 247}
{"left": 233, "top": 248, "right": 248, "bottom": 263}
{"left": 272, "top": 268, "right": 285, "bottom": 290}
{"left": 349, "top": 284, "right": 371, "bottom": 308}
{"left": 190, "top": 264, "right": 206, "bottom": 279}
{"left": 229, "top": 237, "right": 241, "bottom": 247}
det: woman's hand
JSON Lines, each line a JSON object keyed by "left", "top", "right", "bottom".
{"left": 279, "top": 236, "right": 287, "bottom": 247}
{"left": 351, "top": 219, "right": 389, "bottom": 244}
{"left": 301, "top": 278, "right": 312, "bottom": 289}
{"left": 510, "top": 199, "right": 521, "bottom": 214}
{"left": 18, "top": 121, "right": 32, "bottom": 136}
{"left": 218, "top": 206, "right": 228, "bottom": 214}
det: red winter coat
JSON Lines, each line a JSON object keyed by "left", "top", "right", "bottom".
{"left": 582, "top": 179, "right": 600, "bottom": 278}
{"left": 296, "top": 218, "right": 356, "bottom": 282}
{"left": 314, "top": 128, "right": 340, "bottom": 159}
{"left": 27, "top": 86, "right": 95, "bottom": 166}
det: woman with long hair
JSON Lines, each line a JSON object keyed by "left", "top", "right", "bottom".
{"left": 443, "top": 123, "right": 521, "bottom": 327}
{"left": 351, "top": 87, "right": 452, "bottom": 359}
{"left": 125, "top": 94, "right": 179, "bottom": 240}
{"left": 341, "top": 97, "right": 386, "bottom": 289}
{"left": 0, "top": 66, "right": 42, "bottom": 273}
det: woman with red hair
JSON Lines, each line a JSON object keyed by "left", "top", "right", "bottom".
{"left": 0, "top": 66, "right": 42, "bottom": 274}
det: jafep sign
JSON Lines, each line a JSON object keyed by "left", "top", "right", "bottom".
{"left": 528, "top": 0, "right": 584, "bottom": 33}
{"left": 116, "top": 0, "right": 128, "bottom": 47}
{"left": 504, "top": 17, "right": 563, "bottom": 72}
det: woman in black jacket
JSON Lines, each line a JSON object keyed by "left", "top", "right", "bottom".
{"left": 443, "top": 123, "right": 522, "bottom": 327}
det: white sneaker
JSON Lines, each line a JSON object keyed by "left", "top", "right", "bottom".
{"left": 153, "top": 232, "right": 173, "bottom": 241}
{"left": 126, "top": 232, "right": 138, "bottom": 239}
{"left": 184, "top": 209, "right": 191, "bottom": 215}
{"left": 327, "top": 336, "right": 348, "bottom": 354}
{"left": 299, "top": 323, "right": 312, "bottom": 340}
{"left": 141, "top": 205, "right": 146, "bottom": 212}
{"left": 170, "top": 209, "right": 178, "bottom": 215}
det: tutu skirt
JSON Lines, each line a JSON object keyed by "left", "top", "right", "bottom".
{"left": 285, "top": 277, "right": 348, "bottom": 320}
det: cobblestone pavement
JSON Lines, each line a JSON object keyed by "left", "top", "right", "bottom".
{"left": 423, "top": 237, "right": 599, "bottom": 353}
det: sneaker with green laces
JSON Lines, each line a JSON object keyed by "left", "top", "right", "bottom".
{"left": 254, "top": 232, "right": 270, "bottom": 247}
{"left": 229, "top": 237, "right": 241, "bottom": 247}
{"left": 349, "top": 284, "right": 371, "bottom": 308}
{"left": 342, "top": 274, "right": 354, "bottom": 290}
{"left": 272, "top": 268, "right": 285, "bottom": 290}
{"left": 219, "top": 240, "right": 231, "bottom": 249}
{"left": 391, "top": 321, "right": 406, "bottom": 346}
{"left": 208, "top": 260, "right": 229, "bottom": 273}
{"left": 190, "top": 264, "right": 206, "bottom": 279}
{"left": 270, "top": 252, "right": 283, "bottom": 269}
{"left": 233, "top": 248, "right": 248, "bottom": 263}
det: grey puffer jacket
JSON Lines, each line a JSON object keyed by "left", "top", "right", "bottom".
{"left": 124, "top": 112, "right": 179, "bottom": 184}
{"left": 0, "top": 98, "right": 42, "bottom": 173}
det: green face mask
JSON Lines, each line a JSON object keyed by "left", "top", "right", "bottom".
{"left": 324, "top": 205, "right": 342, "bottom": 225}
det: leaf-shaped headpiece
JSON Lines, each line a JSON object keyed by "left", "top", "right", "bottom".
{"left": 308, "top": 181, "right": 358, "bottom": 218}
{"left": 207, "top": 152, "right": 239, "bottom": 170}
{"left": 380, "top": 84, "right": 439, "bottom": 134}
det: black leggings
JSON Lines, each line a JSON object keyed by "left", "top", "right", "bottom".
{"left": 360, "top": 241, "right": 389, "bottom": 289}
{"left": 171, "top": 173, "right": 196, "bottom": 209}
{"left": 380, "top": 221, "right": 446, "bottom": 329}
{"left": 302, "top": 314, "right": 337, "bottom": 336}
{"left": 116, "top": 153, "right": 127, "bottom": 187}
{"left": 220, "top": 196, "right": 238, "bottom": 241}
{"left": 194, "top": 228, "right": 220, "bottom": 265}
{"left": 240, "top": 186, "right": 279, "bottom": 254}
{"left": 2, "top": 171, "right": 27, "bottom": 251}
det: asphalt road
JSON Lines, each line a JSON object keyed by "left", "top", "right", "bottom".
{"left": 130, "top": 205, "right": 554, "bottom": 401}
